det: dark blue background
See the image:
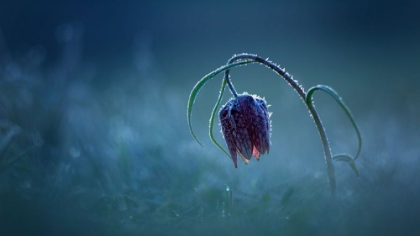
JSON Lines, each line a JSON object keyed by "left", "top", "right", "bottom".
{"left": 1, "top": 1, "right": 420, "bottom": 235}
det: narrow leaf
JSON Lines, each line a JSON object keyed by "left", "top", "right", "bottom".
{"left": 305, "top": 85, "right": 362, "bottom": 160}
{"left": 209, "top": 78, "right": 231, "bottom": 157}
{"left": 333, "top": 154, "right": 359, "bottom": 177}
{"left": 187, "top": 60, "right": 255, "bottom": 146}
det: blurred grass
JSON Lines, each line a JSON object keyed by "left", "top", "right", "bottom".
{"left": 0, "top": 28, "right": 420, "bottom": 236}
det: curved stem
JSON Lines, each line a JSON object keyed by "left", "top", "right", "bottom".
{"left": 224, "top": 57, "right": 239, "bottom": 98}
{"left": 224, "top": 53, "right": 336, "bottom": 196}
{"left": 225, "top": 54, "right": 306, "bottom": 100}
{"left": 306, "top": 104, "right": 336, "bottom": 195}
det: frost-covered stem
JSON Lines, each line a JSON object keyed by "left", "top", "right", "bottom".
{"left": 307, "top": 105, "right": 336, "bottom": 195}
{"left": 224, "top": 58, "right": 240, "bottom": 98}
{"left": 224, "top": 53, "right": 336, "bottom": 196}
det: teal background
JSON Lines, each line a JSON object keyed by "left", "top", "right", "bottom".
{"left": 0, "top": 0, "right": 419, "bottom": 235}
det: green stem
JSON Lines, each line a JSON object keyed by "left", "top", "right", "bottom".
{"left": 306, "top": 104, "right": 336, "bottom": 195}
{"left": 224, "top": 57, "right": 239, "bottom": 98}
{"left": 224, "top": 53, "right": 336, "bottom": 196}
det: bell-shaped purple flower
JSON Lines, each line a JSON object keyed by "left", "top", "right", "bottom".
{"left": 219, "top": 93, "right": 271, "bottom": 168}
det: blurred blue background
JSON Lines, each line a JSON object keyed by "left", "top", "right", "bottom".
{"left": 0, "top": 0, "right": 420, "bottom": 235}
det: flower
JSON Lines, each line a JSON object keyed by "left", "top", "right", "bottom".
{"left": 219, "top": 93, "right": 271, "bottom": 168}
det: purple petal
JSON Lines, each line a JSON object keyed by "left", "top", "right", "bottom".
{"left": 232, "top": 96, "right": 253, "bottom": 161}
{"left": 219, "top": 102, "right": 238, "bottom": 168}
{"left": 253, "top": 97, "right": 271, "bottom": 155}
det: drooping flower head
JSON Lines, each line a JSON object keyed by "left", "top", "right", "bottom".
{"left": 188, "top": 53, "right": 362, "bottom": 196}
{"left": 219, "top": 93, "right": 271, "bottom": 168}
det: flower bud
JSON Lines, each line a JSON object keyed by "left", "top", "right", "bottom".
{"left": 219, "top": 93, "right": 271, "bottom": 168}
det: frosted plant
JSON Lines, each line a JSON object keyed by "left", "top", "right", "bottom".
{"left": 187, "top": 53, "right": 362, "bottom": 196}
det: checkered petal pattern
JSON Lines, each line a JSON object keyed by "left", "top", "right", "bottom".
{"left": 219, "top": 93, "right": 271, "bottom": 168}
